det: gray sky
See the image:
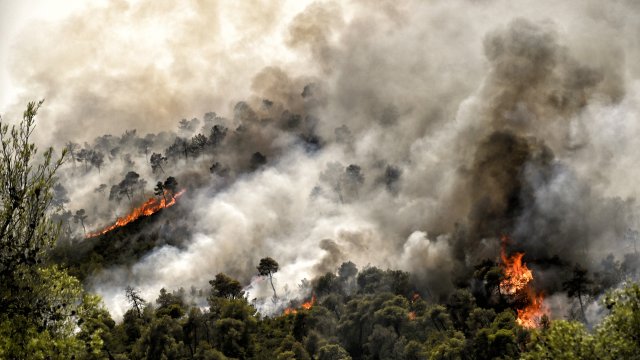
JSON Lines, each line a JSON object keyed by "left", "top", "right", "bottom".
{"left": 1, "top": 0, "right": 100, "bottom": 110}
{"left": 0, "top": 0, "right": 310, "bottom": 142}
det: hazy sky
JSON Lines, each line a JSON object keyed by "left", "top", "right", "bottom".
{"left": 0, "top": 0, "right": 315, "bottom": 143}
{"left": 0, "top": 0, "right": 91, "bottom": 109}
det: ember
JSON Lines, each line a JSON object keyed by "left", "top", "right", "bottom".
{"left": 86, "top": 189, "right": 186, "bottom": 238}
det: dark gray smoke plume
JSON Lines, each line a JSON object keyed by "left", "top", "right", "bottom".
{"left": 2, "top": 0, "right": 640, "bottom": 320}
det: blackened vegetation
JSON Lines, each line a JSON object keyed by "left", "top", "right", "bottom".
{"left": 50, "top": 84, "right": 338, "bottom": 283}
{"left": 54, "top": 203, "right": 192, "bottom": 281}
{"left": 51, "top": 81, "right": 332, "bottom": 268}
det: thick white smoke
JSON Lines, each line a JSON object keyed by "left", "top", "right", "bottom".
{"left": 2, "top": 0, "right": 640, "bottom": 320}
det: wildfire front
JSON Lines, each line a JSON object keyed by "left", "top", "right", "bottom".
{"left": 499, "top": 235, "right": 549, "bottom": 328}
{"left": 86, "top": 189, "right": 186, "bottom": 238}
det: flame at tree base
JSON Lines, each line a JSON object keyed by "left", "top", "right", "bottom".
{"left": 283, "top": 295, "right": 316, "bottom": 315}
{"left": 516, "top": 290, "right": 548, "bottom": 328}
{"left": 499, "top": 235, "right": 549, "bottom": 329}
{"left": 86, "top": 189, "right": 186, "bottom": 238}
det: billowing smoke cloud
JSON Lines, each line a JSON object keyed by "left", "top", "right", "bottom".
{"left": 3, "top": 0, "right": 640, "bottom": 320}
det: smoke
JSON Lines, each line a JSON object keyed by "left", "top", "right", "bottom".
{"left": 3, "top": 0, "right": 640, "bottom": 319}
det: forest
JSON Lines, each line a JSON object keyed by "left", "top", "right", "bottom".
{"left": 0, "top": 101, "right": 639, "bottom": 360}
{"left": 3, "top": 2, "right": 640, "bottom": 358}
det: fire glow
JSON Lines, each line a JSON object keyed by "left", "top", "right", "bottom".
{"left": 283, "top": 295, "right": 316, "bottom": 315}
{"left": 516, "top": 290, "right": 546, "bottom": 329}
{"left": 85, "top": 189, "right": 186, "bottom": 238}
{"left": 499, "top": 235, "right": 549, "bottom": 328}
{"left": 499, "top": 245, "right": 533, "bottom": 295}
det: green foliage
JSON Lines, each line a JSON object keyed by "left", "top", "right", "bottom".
{"left": 594, "top": 283, "right": 640, "bottom": 359}
{"left": 404, "top": 340, "right": 428, "bottom": 360}
{"left": 0, "top": 100, "right": 65, "bottom": 319}
{"left": 446, "top": 289, "right": 476, "bottom": 331}
{"left": 373, "top": 296, "right": 409, "bottom": 334}
{"left": 26, "top": 256, "right": 638, "bottom": 360}
{"left": 276, "top": 336, "right": 311, "bottom": 360}
{"left": 209, "top": 273, "right": 244, "bottom": 300}
{"left": 523, "top": 283, "right": 640, "bottom": 360}
{"left": 156, "top": 287, "right": 186, "bottom": 318}
{"left": 212, "top": 298, "right": 258, "bottom": 358}
{"left": 131, "top": 315, "right": 184, "bottom": 359}
{"left": 317, "top": 344, "right": 352, "bottom": 360}
{"left": 353, "top": 267, "right": 414, "bottom": 298}
{"left": 522, "top": 320, "right": 595, "bottom": 360}
{"left": 0, "top": 267, "right": 111, "bottom": 359}
{"left": 315, "top": 272, "right": 343, "bottom": 296}
{"left": 427, "top": 330, "right": 465, "bottom": 360}
{"left": 0, "top": 101, "right": 111, "bottom": 359}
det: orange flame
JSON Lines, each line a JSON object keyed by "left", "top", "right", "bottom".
{"left": 499, "top": 235, "right": 549, "bottom": 329}
{"left": 499, "top": 251, "right": 533, "bottom": 295}
{"left": 516, "top": 290, "right": 548, "bottom": 328}
{"left": 283, "top": 295, "right": 316, "bottom": 316}
{"left": 86, "top": 189, "right": 186, "bottom": 238}
{"left": 301, "top": 295, "right": 316, "bottom": 310}
{"left": 283, "top": 308, "right": 297, "bottom": 315}
{"left": 408, "top": 311, "right": 417, "bottom": 321}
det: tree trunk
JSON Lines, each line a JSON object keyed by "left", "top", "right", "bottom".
{"left": 269, "top": 274, "right": 277, "bottom": 299}
{"left": 206, "top": 320, "right": 212, "bottom": 346}
{"left": 193, "top": 324, "right": 197, "bottom": 358}
{"left": 578, "top": 291, "right": 586, "bottom": 323}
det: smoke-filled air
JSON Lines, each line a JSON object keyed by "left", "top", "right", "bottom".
{"left": 2, "top": 0, "right": 640, "bottom": 359}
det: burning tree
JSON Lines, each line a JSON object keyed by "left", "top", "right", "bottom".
{"left": 499, "top": 235, "right": 549, "bottom": 329}
{"left": 86, "top": 187, "right": 185, "bottom": 238}
{"left": 155, "top": 176, "right": 179, "bottom": 202}
{"left": 163, "top": 176, "right": 178, "bottom": 196}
